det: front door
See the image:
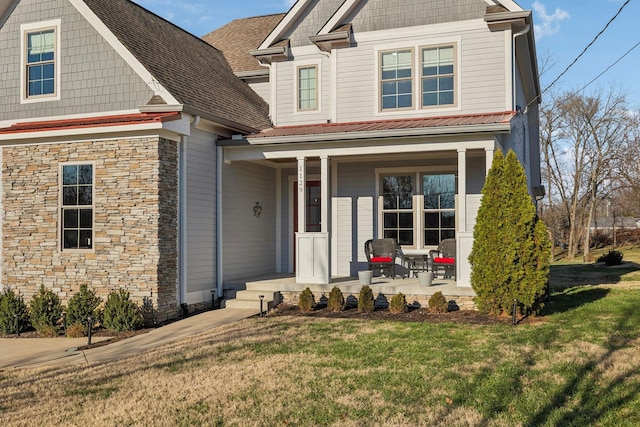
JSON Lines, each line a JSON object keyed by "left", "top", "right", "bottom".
{"left": 293, "top": 181, "right": 321, "bottom": 269}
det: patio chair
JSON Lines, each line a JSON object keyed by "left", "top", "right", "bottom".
{"left": 364, "top": 238, "right": 401, "bottom": 279}
{"left": 429, "top": 238, "right": 456, "bottom": 279}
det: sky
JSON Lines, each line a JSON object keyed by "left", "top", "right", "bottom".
{"left": 131, "top": 0, "right": 640, "bottom": 106}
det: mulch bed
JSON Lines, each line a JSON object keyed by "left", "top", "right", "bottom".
{"left": 268, "top": 303, "right": 544, "bottom": 325}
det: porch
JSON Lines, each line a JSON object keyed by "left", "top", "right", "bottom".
{"left": 224, "top": 273, "right": 477, "bottom": 312}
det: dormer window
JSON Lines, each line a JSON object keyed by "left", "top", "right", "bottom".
{"left": 297, "top": 66, "right": 318, "bottom": 111}
{"left": 21, "top": 20, "right": 60, "bottom": 103}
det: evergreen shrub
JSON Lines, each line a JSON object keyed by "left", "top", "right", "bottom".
{"left": 29, "top": 285, "right": 63, "bottom": 336}
{"left": 597, "top": 249, "right": 623, "bottom": 266}
{"left": 469, "top": 150, "right": 551, "bottom": 315}
{"left": 66, "top": 284, "right": 102, "bottom": 335}
{"left": 0, "top": 288, "right": 30, "bottom": 335}
{"left": 428, "top": 291, "right": 448, "bottom": 313}
{"left": 298, "top": 287, "right": 315, "bottom": 312}
{"left": 327, "top": 286, "right": 345, "bottom": 312}
{"left": 103, "top": 289, "right": 144, "bottom": 332}
{"left": 358, "top": 285, "right": 375, "bottom": 313}
{"left": 389, "top": 292, "right": 407, "bottom": 314}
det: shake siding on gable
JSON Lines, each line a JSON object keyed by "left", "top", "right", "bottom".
{"left": 221, "top": 162, "right": 277, "bottom": 281}
{"left": 185, "top": 128, "right": 217, "bottom": 298}
{"left": 0, "top": 0, "right": 153, "bottom": 121}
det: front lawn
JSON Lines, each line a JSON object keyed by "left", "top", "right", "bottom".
{"left": 1, "top": 285, "right": 640, "bottom": 426}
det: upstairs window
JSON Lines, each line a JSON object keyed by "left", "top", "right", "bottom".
{"left": 297, "top": 66, "right": 318, "bottom": 111}
{"left": 61, "top": 164, "right": 93, "bottom": 251}
{"left": 21, "top": 20, "right": 60, "bottom": 102}
{"left": 421, "top": 45, "right": 455, "bottom": 107}
{"left": 380, "top": 50, "right": 413, "bottom": 110}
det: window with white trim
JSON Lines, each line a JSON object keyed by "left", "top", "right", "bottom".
{"left": 61, "top": 164, "right": 93, "bottom": 250}
{"left": 382, "top": 175, "right": 414, "bottom": 245}
{"left": 421, "top": 45, "right": 455, "bottom": 107}
{"left": 422, "top": 174, "right": 456, "bottom": 245}
{"left": 378, "top": 170, "right": 456, "bottom": 249}
{"left": 380, "top": 49, "right": 413, "bottom": 110}
{"left": 297, "top": 65, "right": 318, "bottom": 111}
{"left": 24, "top": 27, "right": 57, "bottom": 99}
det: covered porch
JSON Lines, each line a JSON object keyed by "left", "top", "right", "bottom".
{"left": 218, "top": 112, "right": 515, "bottom": 292}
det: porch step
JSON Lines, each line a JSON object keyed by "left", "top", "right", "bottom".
{"left": 223, "top": 290, "right": 280, "bottom": 311}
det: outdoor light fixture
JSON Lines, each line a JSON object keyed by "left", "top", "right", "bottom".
{"left": 253, "top": 201, "right": 262, "bottom": 218}
{"left": 259, "top": 295, "right": 265, "bottom": 317}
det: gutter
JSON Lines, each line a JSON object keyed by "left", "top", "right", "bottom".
{"left": 219, "top": 122, "right": 513, "bottom": 146}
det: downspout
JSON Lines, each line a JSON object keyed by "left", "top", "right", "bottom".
{"left": 216, "top": 144, "right": 224, "bottom": 300}
{"left": 178, "top": 136, "right": 188, "bottom": 311}
{"left": 512, "top": 24, "right": 530, "bottom": 112}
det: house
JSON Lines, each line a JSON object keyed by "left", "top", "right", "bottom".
{"left": 207, "top": 0, "right": 543, "bottom": 289}
{"left": 0, "top": 0, "right": 543, "bottom": 319}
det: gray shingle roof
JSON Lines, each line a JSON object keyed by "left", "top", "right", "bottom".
{"left": 202, "top": 14, "right": 285, "bottom": 74}
{"left": 83, "top": 0, "right": 272, "bottom": 132}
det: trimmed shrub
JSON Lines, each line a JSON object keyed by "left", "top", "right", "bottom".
{"left": 428, "top": 291, "right": 448, "bottom": 313}
{"left": 469, "top": 150, "right": 551, "bottom": 315}
{"left": 0, "top": 288, "right": 30, "bottom": 335}
{"left": 103, "top": 289, "right": 144, "bottom": 332}
{"left": 358, "top": 285, "right": 375, "bottom": 313}
{"left": 597, "top": 249, "right": 623, "bottom": 266}
{"left": 327, "top": 286, "right": 345, "bottom": 312}
{"left": 389, "top": 293, "right": 407, "bottom": 314}
{"left": 298, "top": 287, "right": 315, "bottom": 312}
{"left": 29, "top": 285, "right": 63, "bottom": 336}
{"left": 66, "top": 322, "right": 86, "bottom": 338}
{"left": 66, "top": 284, "right": 102, "bottom": 334}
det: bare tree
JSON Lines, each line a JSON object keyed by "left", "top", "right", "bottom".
{"left": 540, "top": 87, "right": 634, "bottom": 259}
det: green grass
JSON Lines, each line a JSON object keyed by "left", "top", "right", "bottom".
{"left": 2, "top": 253, "right": 640, "bottom": 426}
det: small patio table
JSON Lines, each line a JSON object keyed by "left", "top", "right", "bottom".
{"left": 402, "top": 254, "right": 429, "bottom": 278}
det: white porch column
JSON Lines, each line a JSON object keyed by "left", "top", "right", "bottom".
{"left": 296, "top": 156, "right": 330, "bottom": 284}
{"left": 457, "top": 149, "right": 467, "bottom": 233}
{"left": 320, "top": 155, "right": 329, "bottom": 233}
{"left": 457, "top": 148, "right": 473, "bottom": 287}
{"left": 486, "top": 148, "right": 494, "bottom": 174}
{"left": 297, "top": 157, "right": 306, "bottom": 232}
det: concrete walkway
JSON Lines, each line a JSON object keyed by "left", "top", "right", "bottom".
{"left": 0, "top": 308, "right": 258, "bottom": 370}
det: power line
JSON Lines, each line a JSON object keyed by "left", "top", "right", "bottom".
{"left": 577, "top": 40, "right": 640, "bottom": 93}
{"left": 539, "top": 0, "right": 632, "bottom": 98}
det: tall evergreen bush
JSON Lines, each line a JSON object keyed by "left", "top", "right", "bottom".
{"left": 29, "top": 285, "right": 64, "bottom": 335}
{"left": 0, "top": 288, "right": 30, "bottom": 335}
{"left": 66, "top": 284, "right": 102, "bottom": 332}
{"left": 469, "top": 150, "right": 551, "bottom": 315}
{"left": 103, "top": 289, "right": 143, "bottom": 332}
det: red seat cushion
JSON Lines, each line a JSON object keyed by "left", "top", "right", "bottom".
{"left": 434, "top": 257, "right": 455, "bottom": 264}
{"left": 370, "top": 256, "right": 393, "bottom": 263}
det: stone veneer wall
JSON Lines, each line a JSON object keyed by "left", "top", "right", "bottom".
{"left": 2, "top": 136, "right": 179, "bottom": 320}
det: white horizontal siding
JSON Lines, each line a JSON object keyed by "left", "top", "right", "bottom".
{"left": 274, "top": 56, "right": 331, "bottom": 126}
{"left": 248, "top": 80, "right": 271, "bottom": 105}
{"left": 186, "top": 129, "right": 217, "bottom": 294}
{"left": 335, "top": 197, "right": 353, "bottom": 276}
{"left": 459, "top": 30, "right": 506, "bottom": 112}
{"left": 221, "top": 162, "right": 277, "bottom": 281}
{"left": 465, "top": 194, "right": 482, "bottom": 231}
